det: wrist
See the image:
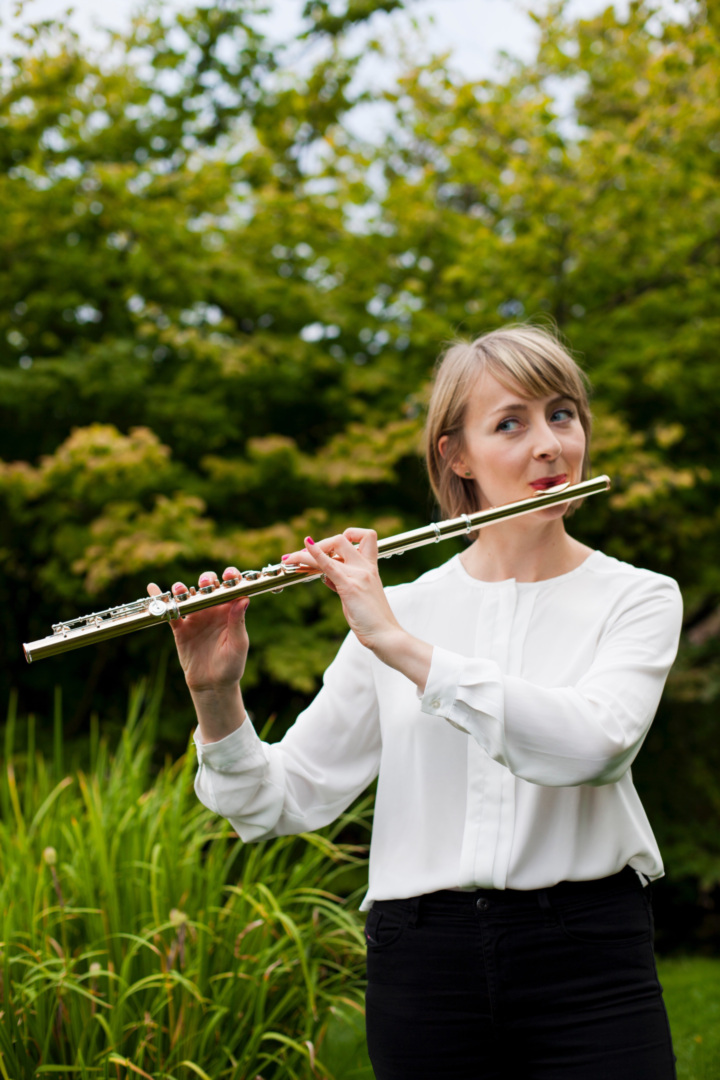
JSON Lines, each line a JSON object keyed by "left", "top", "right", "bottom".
{"left": 368, "top": 625, "right": 410, "bottom": 661}
{"left": 188, "top": 678, "right": 243, "bottom": 700}
{"left": 191, "top": 682, "right": 246, "bottom": 743}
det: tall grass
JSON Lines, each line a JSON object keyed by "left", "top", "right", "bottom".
{"left": 0, "top": 686, "right": 371, "bottom": 1079}
{"left": 5, "top": 688, "right": 720, "bottom": 1080}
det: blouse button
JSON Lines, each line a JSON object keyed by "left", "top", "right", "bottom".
{"left": 431, "top": 699, "right": 440, "bottom": 709}
{"left": 476, "top": 897, "right": 490, "bottom": 912}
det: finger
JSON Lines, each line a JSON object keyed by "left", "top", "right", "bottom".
{"left": 304, "top": 537, "right": 340, "bottom": 577}
{"left": 226, "top": 596, "right": 251, "bottom": 648}
{"left": 198, "top": 570, "right": 219, "bottom": 587}
{"left": 304, "top": 533, "right": 355, "bottom": 564}
{"left": 312, "top": 533, "right": 345, "bottom": 553}
{"left": 146, "top": 581, "right": 184, "bottom": 635}
{"left": 343, "top": 527, "right": 378, "bottom": 561}
{"left": 223, "top": 566, "right": 241, "bottom": 580}
{"left": 323, "top": 533, "right": 363, "bottom": 563}
{"left": 286, "top": 534, "right": 354, "bottom": 570}
{"left": 282, "top": 547, "right": 318, "bottom": 569}
{"left": 168, "top": 583, "right": 190, "bottom": 625}
{"left": 229, "top": 596, "right": 250, "bottom": 621}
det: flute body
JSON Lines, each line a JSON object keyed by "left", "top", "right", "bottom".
{"left": 23, "top": 475, "right": 610, "bottom": 663}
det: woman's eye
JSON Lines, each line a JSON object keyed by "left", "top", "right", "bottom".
{"left": 497, "top": 417, "right": 521, "bottom": 432}
{"left": 551, "top": 407, "right": 575, "bottom": 423}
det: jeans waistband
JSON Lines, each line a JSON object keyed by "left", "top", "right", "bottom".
{"left": 372, "top": 866, "right": 643, "bottom": 920}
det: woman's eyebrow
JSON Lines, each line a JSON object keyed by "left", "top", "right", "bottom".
{"left": 490, "top": 400, "right": 530, "bottom": 415}
{"left": 490, "top": 395, "right": 571, "bottom": 416}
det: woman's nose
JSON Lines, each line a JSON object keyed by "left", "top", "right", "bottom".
{"left": 533, "top": 423, "right": 562, "bottom": 459}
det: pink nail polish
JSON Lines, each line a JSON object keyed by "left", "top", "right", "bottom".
{"left": 281, "top": 554, "right": 289, "bottom": 561}
{"left": 305, "top": 536, "right": 315, "bottom": 545}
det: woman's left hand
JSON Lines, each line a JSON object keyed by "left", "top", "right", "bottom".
{"left": 283, "top": 529, "right": 433, "bottom": 689}
{"left": 283, "top": 529, "right": 401, "bottom": 654}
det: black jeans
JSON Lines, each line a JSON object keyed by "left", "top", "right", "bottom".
{"left": 365, "top": 867, "right": 676, "bottom": 1080}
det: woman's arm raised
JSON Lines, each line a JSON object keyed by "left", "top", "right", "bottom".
{"left": 147, "top": 567, "right": 249, "bottom": 744}
{"left": 420, "top": 573, "right": 683, "bottom": 788}
{"left": 283, "top": 529, "right": 434, "bottom": 690}
{"left": 148, "top": 561, "right": 383, "bottom": 842}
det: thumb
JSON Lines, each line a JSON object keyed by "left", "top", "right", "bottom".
{"left": 227, "top": 598, "right": 250, "bottom": 641}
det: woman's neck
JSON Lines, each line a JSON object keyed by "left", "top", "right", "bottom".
{"left": 459, "top": 519, "right": 593, "bottom": 583}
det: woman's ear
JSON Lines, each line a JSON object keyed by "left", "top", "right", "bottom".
{"left": 439, "top": 435, "right": 472, "bottom": 479}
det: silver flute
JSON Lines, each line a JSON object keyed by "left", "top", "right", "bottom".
{"left": 23, "top": 475, "right": 610, "bottom": 663}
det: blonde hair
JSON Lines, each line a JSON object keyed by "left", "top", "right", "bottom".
{"left": 426, "top": 324, "right": 592, "bottom": 520}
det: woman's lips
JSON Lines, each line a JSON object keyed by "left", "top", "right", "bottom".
{"left": 530, "top": 474, "right": 568, "bottom": 491}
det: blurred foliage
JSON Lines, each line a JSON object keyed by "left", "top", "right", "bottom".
{"left": 1, "top": 1, "right": 720, "bottom": 880}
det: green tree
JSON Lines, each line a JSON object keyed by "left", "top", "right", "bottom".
{"left": 0, "top": 0, "right": 424, "bottom": 729}
{"left": 2, "top": 0, "right": 720, "bottom": 887}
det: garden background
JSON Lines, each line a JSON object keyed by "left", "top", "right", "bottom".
{"left": 1, "top": 0, "right": 720, "bottom": 1075}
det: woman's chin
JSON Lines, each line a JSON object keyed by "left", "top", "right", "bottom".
{"left": 534, "top": 503, "right": 570, "bottom": 522}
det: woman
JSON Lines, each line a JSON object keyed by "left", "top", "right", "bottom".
{"left": 149, "top": 325, "right": 682, "bottom": 1079}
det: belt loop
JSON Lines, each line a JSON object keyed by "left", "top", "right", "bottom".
{"left": 407, "top": 895, "right": 421, "bottom": 929}
{"left": 537, "top": 888, "right": 557, "bottom": 927}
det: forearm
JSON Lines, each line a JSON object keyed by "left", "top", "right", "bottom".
{"left": 420, "top": 640, "right": 676, "bottom": 787}
{"left": 370, "top": 629, "right": 433, "bottom": 692}
{"left": 191, "top": 683, "right": 246, "bottom": 744}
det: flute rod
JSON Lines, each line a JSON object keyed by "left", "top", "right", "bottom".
{"left": 23, "top": 474, "right": 610, "bottom": 663}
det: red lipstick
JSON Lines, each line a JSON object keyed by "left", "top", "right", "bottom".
{"left": 530, "top": 474, "right": 568, "bottom": 492}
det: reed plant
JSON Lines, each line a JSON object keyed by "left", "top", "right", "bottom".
{"left": 0, "top": 686, "right": 372, "bottom": 1079}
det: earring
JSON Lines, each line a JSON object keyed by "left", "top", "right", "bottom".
{"left": 464, "top": 470, "right": 472, "bottom": 478}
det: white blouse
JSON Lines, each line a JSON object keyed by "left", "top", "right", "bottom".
{"left": 194, "top": 550, "right": 683, "bottom": 910}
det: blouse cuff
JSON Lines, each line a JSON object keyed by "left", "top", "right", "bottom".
{"left": 420, "top": 646, "right": 506, "bottom": 748}
{"left": 193, "top": 715, "right": 267, "bottom": 772}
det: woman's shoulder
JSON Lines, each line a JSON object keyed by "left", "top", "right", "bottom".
{"left": 383, "top": 550, "right": 682, "bottom": 617}
{"left": 584, "top": 550, "right": 680, "bottom": 594}
{"left": 582, "top": 551, "right": 683, "bottom": 626}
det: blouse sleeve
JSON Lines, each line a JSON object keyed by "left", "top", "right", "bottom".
{"left": 419, "top": 573, "right": 683, "bottom": 787}
{"left": 194, "top": 630, "right": 382, "bottom": 841}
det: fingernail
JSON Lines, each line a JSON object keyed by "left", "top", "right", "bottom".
{"left": 305, "top": 536, "right": 315, "bottom": 545}
{"left": 281, "top": 554, "right": 289, "bottom": 561}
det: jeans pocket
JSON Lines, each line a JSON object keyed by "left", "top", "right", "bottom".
{"left": 556, "top": 888, "right": 654, "bottom": 949}
{"left": 365, "top": 903, "right": 409, "bottom": 949}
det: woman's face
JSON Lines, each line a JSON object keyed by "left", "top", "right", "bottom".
{"left": 442, "top": 369, "right": 587, "bottom": 515}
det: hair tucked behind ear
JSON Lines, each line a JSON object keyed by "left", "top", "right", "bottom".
{"left": 425, "top": 324, "right": 592, "bottom": 520}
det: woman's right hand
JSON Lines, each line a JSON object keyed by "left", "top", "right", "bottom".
{"left": 146, "top": 567, "right": 250, "bottom": 695}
